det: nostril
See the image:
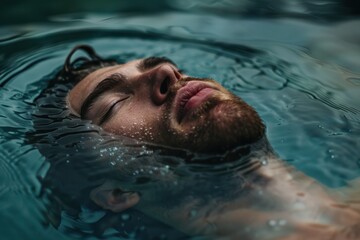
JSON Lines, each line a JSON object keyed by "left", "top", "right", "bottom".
{"left": 160, "top": 77, "right": 170, "bottom": 94}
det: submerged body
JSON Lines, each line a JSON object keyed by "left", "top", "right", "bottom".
{"left": 125, "top": 149, "right": 360, "bottom": 240}
{"left": 37, "top": 45, "right": 360, "bottom": 240}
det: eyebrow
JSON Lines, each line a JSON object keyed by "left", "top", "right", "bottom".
{"left": 138, "top": 56, "right": 177, "bottom": 71}
{"left": 80, "top": 73, "right": 126, "bottom": 119}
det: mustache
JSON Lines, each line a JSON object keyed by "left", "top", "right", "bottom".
{"left": 170, "top": 76, "right": 217, "bottom": 92}
{"left": 180, "top": 76, "right": 215, "bottom": 83}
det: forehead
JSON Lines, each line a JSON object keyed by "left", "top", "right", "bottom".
{"left": 67, "top": 59, "right": 141, "bottom": 115}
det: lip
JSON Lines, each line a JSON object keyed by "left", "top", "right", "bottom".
{"left": 175, "top": 81, "right": 217, "bottom": 123}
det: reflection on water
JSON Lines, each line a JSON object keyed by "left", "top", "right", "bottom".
{"left": 1, "top": 0, "right": 359, "bottom": 25}
{"left": 0, "top": 3, "right": 360, "bottom": 240}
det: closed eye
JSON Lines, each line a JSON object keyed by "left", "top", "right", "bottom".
{"left": 99, "top": 97, "right": 129, "bottom": 125}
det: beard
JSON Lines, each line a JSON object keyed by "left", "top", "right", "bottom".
{"left": 161, "top": 78, "right": 266, "bottom": 154}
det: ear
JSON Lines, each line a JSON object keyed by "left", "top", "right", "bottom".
{"left": 90, "top": 182, "right": 140, "bottom": 212}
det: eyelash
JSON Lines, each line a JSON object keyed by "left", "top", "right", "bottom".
{"left": 99, "top": 97, "right": 129, "bottom": 125}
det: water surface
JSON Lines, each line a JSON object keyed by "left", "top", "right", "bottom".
{"left": 1, "top": 3, "right": 360, "bottom": 240}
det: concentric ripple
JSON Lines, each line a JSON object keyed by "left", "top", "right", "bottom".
{"left": 0, "top": 12, "right": 359, "bottom": 240}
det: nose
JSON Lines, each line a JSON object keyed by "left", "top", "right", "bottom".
{"left": 148, "top": 64, "right": 182, "bottom": 105}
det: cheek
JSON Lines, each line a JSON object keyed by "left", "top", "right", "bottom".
{"left": 103, "top": 106, "right": 165, "bottom": 142}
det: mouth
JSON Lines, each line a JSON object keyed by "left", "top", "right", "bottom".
{"left": 175, "top": 81, "right": 218, "bottom": 123}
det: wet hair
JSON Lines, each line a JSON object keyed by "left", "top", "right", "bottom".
{"left": 58, "top": 44, "right": 118, "bottom": 85}
{"left": 29, "top": 46, "right": 193, "bottom": 238}
{"left": 30, "top": 45, "right": 119, "bottom": 210}
{"left": 30, "top": 44, "right": 187, "bottom": 221}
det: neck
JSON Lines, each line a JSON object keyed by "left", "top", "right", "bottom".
{"left": 136, "top": 143, "right": 360, "bottom": 239}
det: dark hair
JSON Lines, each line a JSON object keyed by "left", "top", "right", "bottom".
{"left": 31, "top": 44, "right": 183, "bottom": 211}
{"left": 29, "top": 45, "right": 191, "bottom": 238}
{"left": 58, "top": 45, "right": 118, "bottom": 85}
{"left": 30, "top": 45, "right": 119, "bottom": 209}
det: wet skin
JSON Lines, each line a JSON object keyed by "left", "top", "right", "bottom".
{"left": 67, "top": 57, "right": 265, "bottom": 153}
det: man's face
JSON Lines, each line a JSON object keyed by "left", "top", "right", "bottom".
{"left": 67, "top": 57, "right": 265, "bottom": 153}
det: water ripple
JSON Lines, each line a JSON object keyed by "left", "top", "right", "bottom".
{"left": 0, "top": 15, "right": 359, "bottom": 240}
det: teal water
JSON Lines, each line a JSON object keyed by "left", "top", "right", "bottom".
{"left": 1, "top": 1, "right": 360, "bottom": 239}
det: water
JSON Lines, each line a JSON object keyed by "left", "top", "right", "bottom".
{"left": 1, "top": 1, "right": 360, "bottom": 239}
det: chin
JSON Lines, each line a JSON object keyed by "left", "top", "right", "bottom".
{"left": 167, "top": 98, "right": 266, "bottom": 154}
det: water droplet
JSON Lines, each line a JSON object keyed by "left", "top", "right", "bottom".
{"left": 293, "top": 200, "right": 305, "bottom": 210}
{"left": 190, "top": 209, "right": 197, "bottom": 218}
{"left": 268, "top": 219, "right": 287, "bottom": 228}
{"left": 279, "top": 219, "right": 287, "bottom": 226}
{"left": 268, "top": 219, "right": 277, "bottom": 227}
{"left": 121, "top": 214, "right": 130, "bottom": 221}
{"left": 330, "top": 132, "right": 342, "bottom": 136}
